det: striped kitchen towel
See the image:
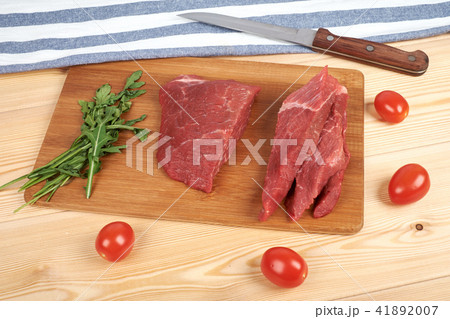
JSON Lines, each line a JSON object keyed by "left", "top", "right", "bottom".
{"left": 0, "top": 0, "right": 449, "bottom": 74}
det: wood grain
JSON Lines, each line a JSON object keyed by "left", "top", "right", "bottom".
{"left": 23, "top": 59, "right": 364, "bottom": 234}
{"left": 312, "top": 28, "right": 429, "bottom": 74}
{"left": 0, "top": 34, "right": 449, "bottom": 300}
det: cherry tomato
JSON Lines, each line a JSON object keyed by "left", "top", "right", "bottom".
{"left": 260, "top": 247, "right": 308, "bottom": 288}
{"left": 374, "top": 90, "right": 409, "bottom": 123}
{"left": 389, "top": 164, "right": 430, "bottom": 205}
{"left": 95, "top": 221, "right": 135, "bottom": 262}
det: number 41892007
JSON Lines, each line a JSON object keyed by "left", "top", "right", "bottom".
{"left": 375, "top": 305, "right": 438, "bottom": 316}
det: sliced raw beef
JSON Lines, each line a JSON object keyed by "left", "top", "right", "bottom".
{"left": 284, "top": 85, "right": 349, "bottom": 220}
{"left": 157, "top": 75, "right": 260, "bottom": 192}
{"left": 259, "top": 66, "right": 340, "bottom": 221}
{"left": 313, "top": 143, "right": 350, "bottom": 218}
{"left": 314, "top": 91, "right": 351, "bottom": 218}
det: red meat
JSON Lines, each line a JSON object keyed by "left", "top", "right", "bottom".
{"left": 158, "top": 75, "right": 260, "bottom": 192}
{"left": 259, "top": 66, "right": 340, "bottom": 221}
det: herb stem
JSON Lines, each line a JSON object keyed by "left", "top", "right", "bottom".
{"left": 106, "top": 124, "right": 137, "bottom": 130}
{"left": 19, "top": 172, "right": 57, "bottom": 191}
{"left": 27, "top": 140, "right": 89, "bottom": 179}
{"left": 3, "top": 70, "right": 147, "bottom": 212}
{"left": 0, "top": 175, "right": 28, "bottom": 190}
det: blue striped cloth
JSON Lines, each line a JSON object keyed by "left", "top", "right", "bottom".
{"left": 0, "top": 0, "right": 449, "bottom": 74}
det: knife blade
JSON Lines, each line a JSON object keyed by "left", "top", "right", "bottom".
{"left": 178, "top": 12, "right": 428, "bottom": 75}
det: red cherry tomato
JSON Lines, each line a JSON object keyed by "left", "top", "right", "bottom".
{"left": 374, "top": 90, "right": 409, "bottom": 123}
{"left": 389, "top": 164, "right": 430, "bottom": 205}
{"left": 260, "top": 247, "right": 308, "bottom": 288}
{"left": 95, "top": 221, "right": 135, "bottom": 262}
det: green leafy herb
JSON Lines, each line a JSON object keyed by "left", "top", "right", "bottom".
{"left": 0, "top": 70, "right": 148, "bottom": 212}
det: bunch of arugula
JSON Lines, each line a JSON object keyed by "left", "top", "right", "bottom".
{"left": 0, "top": 70, "right": 148, "bottom": 212}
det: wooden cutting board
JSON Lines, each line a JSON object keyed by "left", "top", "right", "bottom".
{"left": 25, "top": 57, "right": 364, "bottom": 234}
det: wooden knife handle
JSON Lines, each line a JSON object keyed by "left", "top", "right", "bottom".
{"left": 312, "top": 28, "right": 429, "bottom": 75}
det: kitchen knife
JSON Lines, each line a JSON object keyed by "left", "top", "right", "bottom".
{"left": 179, "top": 12, "right": 429, "bottom": 75}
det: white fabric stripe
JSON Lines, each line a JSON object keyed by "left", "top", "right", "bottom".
{"left": 0, "top": 0, "right": 156, "bottom": 14}
{"left": 0, "top": 33, "right": 284, "bottom": 66}
{"left": 329, "top": 16, "right": 450, "bottom": 39}
{"left": 0, "top": 0, "right": 447, "bottom": 42}
{"left": 1, "top": 16, "right": 449, "bottom": 67}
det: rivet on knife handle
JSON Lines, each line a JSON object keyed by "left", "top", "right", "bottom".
{"left": 312, "top": 28, "right": 429, "bottom": 75}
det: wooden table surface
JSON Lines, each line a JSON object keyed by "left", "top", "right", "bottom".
{"left": 0, "top": 34, "right": 449, "bottom": 301}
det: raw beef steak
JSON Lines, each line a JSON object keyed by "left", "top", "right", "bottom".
{"left": 259, "top": 66, "right": 340, "bottom": 221}
{"left": 313, "top": 144, "right": 350, "bottom": 218}
{"left": 157, "top": 75, "right": 260, "bottom": 192}
{"left": 284, "top": 85, "right": 349, "bottom": 220}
